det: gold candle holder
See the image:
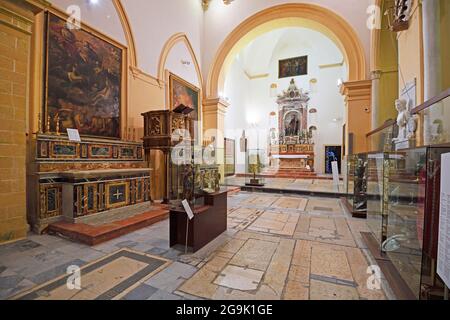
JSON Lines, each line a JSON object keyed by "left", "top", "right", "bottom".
{"left": 133, "top": 128, "right": 136, "bottom": 142}
{"left": 37, "top": 113, "right": 43, "bottom": 134}
{"left": 46, "top": 116, "right": 51, "bottom": 133}
{"left": 55, "top": 115, "right": 60, "bottom": 136}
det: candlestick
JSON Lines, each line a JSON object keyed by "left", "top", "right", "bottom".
{"left": 37, "top": 113, "right": 43, "bottom": 134}
{"left": 55, "top": 115, "right": 60, "bottom": 136}
{"left": 133, "top": 128, "right": 136, "bottom": 142}
{"left": 46, "top": 116, "right": 51, "bottom": 133}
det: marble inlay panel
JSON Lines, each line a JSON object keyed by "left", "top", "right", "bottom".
{"left": 310, "top": 279, "right": 359, "bottom": 300}
{"left": 247, "top": 210, "right": 300, "bottom": 237}
{"left": 230, "top": 239, "right": 278, "bottom": 271}
{"left": 213, "top": 265, "right": 263, "bottom": 291}
{"left": 12, "top": 250, "right": 170, "bottom": 300}
{"left": 272, "top": 197, "right": 308, "bottom": 210}
{"left": 310, "top": 246, "right": 354, "bottom": 282}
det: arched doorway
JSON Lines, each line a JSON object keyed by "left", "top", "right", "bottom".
{"left": 205, "top": 3, "right": 367, "bottom": 99}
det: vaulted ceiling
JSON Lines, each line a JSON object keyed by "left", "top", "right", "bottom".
{"left": 235, "top": 27, "right": 344, "bottom": 77}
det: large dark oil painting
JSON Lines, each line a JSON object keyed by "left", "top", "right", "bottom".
{"left": 170, "top": 74, "right": 200, "bottom": 139}
{"left": 45, "top": 13, "right": 123, "bottom": 139}
{"left": 279, "top": 56, "right": 308, "bottom": 79}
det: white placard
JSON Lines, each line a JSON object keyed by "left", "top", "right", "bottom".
{"left": 331, "top": 161, "right": 340, "bottom": 191}
{"left": 438, "top": 153, "right": 450, "bottom": 288}
{"left": 182, "top": 199, "right": 194, "bottom": 220}
{"left": 67, "top": 128, "right": 81, "bottom": 142}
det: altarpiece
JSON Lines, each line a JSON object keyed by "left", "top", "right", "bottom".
{"left": 269, "top": 79, "right": 315, "bottom": 174}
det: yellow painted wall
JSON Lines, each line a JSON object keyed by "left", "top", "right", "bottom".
{"left": 397, "top": 0, "right": 424, "bottom": 103}
{"left": 378, "top": 72, "right": 398, "bottom": 122}
{"left": 377, "top": 0, "right": 399, "bottom": 124}
{"left": 128, "top": 72, "right": 166, "bottom": 139}
{"left": 341, "top": 80, "right": 372, "bottom": 154}
{"left": 0, "top": 0, "right": 35, "bottom": 243}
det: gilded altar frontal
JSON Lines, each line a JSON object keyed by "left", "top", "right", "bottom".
{"left": 0, "top": 0, "right": 449, "bottom": 306}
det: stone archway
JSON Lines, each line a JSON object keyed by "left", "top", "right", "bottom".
{"left": 206, "top": 3, "right": 367, "bottom": 99}
{"left": 157, "top": 32, "right": 204, "bottom": 87}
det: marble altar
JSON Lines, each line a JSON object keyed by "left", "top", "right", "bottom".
{"left": 268, "top": 79, "right": 315, "bottom": 174}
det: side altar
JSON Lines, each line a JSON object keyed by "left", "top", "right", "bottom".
{"left": 29, "top": 134, "right": 152, "bottom": 233}
{"left": 268, "top": 79, "right": 315, "bottom": 175}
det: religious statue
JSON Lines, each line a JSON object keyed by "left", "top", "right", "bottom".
{"left": 392, "top": 98, "right": 417, "bottom": 149}
{"left": 182, "top": 165, "right": 193, "bottom": 201}
{"left": 285, "top": 114, "right": 300, "bottom": 136}
{"left": 214, "top": 170, "right": 221, "bottom": 192}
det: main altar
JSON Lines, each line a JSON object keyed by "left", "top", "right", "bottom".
{"left": 268, "top": 79, "right": 315, "bottom": 176}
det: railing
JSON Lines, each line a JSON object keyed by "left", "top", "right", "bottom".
{"left": 366, "top": 119, "right": 398, "bottom": 153}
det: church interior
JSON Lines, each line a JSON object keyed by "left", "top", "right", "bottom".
{"left": 0, "top": 0, "right": 449, "bottom": 302}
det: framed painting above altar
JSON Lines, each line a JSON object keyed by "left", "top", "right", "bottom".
{"left": 279, "top": 56, "right": 308, "bottom": 78}
{"left": 169, "top": 73, "right": 201, "bottom": 140}
{"left": 44, "top": 12, "right": 126, "bottom": 139}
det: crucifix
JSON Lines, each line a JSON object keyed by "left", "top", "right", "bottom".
{"left": 113, "top": 189, "right": 123, "bottom": 200}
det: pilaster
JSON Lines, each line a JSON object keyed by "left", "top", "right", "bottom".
{"left": 340, "top": 80, "right": 372, "bottom": 155}
{"left": 203, "top": 97, "right": 229, "bottom": 181}
{"left": 370, "top": 70, "right": 382, "bottom": 131}
{"left": 0, "top": 0, "right": 49, "bottom": 243}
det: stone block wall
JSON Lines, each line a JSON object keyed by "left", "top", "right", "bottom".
{"left": 0, "top": 1, "right": 34, "bottom": 243}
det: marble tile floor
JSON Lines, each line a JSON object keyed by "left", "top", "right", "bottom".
{"left": 0, "top": 191, "right": 393, "bottom": 300}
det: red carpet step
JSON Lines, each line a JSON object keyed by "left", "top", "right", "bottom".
{"left": 48, "top": 206, "right": 169, "bottom": 246}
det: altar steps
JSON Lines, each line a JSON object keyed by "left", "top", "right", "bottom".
{"left": 237, "top": 170, "right": 318, "bottom": 179}
{"left": 47, "top": 205, "right": 169, "bottom": 246}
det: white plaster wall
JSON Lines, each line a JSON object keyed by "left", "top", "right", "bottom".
{"left": 52, "top": 0, "right": 204, "bottom": 82}
{"left": 223, "top": 28, "right": 346, "bottom": 174}
{"left": 51, "top": 0, "right": 370, "bottom": 93}
{"left": 223, "top": 58, "right": 252, "bottom": 173}
{"left": 165, "top": 41, "right": 201, "bottom": 87}
{"left": 51, "top": 0, "right": 127, "bottom": 45}
{"left": 122, "top": 0, "right": 203, "bottom": 76}
{"left": 203, "top": 0, "right": 372, "bottom": 85}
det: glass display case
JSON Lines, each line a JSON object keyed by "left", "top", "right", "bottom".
{"left": 346, "top": 155, "right": 355, "bottom": 206}
{"left": 345, "top": 153, "right": 368, "bottom": 217}
{"left": 363, "top": 90, "right": 450, "bottom": 299}
{"left": 245, "top": 149, "right": 267, "bottom": 186}
{"left": 413, "top": 92, "right": 450, "bottom": 147}
{"left": 383, "top": 146, "right": 450, "bottom": 299}
{"left": 169, "top": 144, "right": 224, "bottom": 208}
{"left": 367, "top": 120, "right": 398, "bottom": 153}
{"left": 366, "top": 152, "right": 401, "bottom": 247}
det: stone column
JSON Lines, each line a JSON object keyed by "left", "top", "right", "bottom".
{"left": 203, "top": 98, "right": 229, "bottom": 181}
{"left": 370, "top": 70, "right": 382, "bottom": 130}
{"left": 422, "top": 0, "right": 442, "bottom": 145}
{"left": 340, "top": 80, "right": 372, "bottom": 155}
